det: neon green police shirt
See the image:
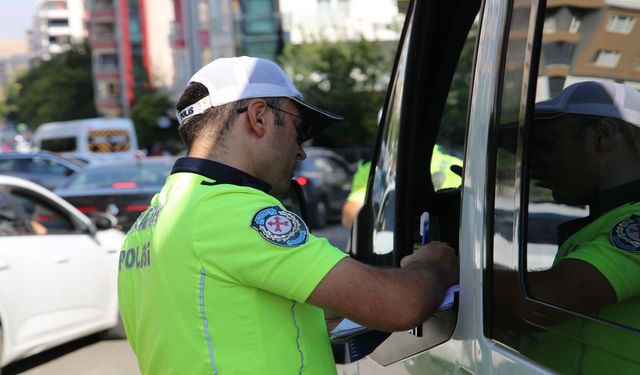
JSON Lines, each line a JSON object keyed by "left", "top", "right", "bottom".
{"left": 523, "top": 201, "right": 640, "bottom": 374}
{"left": 118, "top": 158, "right": 349, "bottom": 375}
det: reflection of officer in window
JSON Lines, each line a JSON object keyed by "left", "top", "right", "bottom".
{"left": 516, "top": 81, "right": 640, "bottom": 374}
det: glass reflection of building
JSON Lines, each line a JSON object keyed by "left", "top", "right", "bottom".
{"left": 538, "top": 0, "right": 640, "bottom": 100}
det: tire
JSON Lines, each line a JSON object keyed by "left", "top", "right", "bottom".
{"left": 311, "top": 200, "right": 328, "bottom": 229}
{"left": 100, "top": 315, "right": 126, "bottom": 340}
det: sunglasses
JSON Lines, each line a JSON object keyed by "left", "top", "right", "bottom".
{"left": 237, "top": 104, "right": 311, "bottom": 144}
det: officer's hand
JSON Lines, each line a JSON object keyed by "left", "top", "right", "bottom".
{"left": 400, "top": 241, "right": 459, "bottom": 286}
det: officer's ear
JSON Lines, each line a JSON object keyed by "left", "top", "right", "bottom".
{"left": 245, "top": 99, "right": 269, "bottom": 138}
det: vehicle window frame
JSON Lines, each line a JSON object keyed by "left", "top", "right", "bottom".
{"left": 349, "top": 0, "right": 481, "bottom": 366}
{"left": 0, "top": 187, "right": 33, "bottom": 236}
{"left": 9, "top": 187, "right": 84, "bottom": 235}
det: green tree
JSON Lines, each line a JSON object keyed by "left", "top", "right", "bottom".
{"left": 130, "top": 90, "right": 182, "bottom": 154}
{"left": 5, "top": 43, "right": 97, "bottom": 128}
{"left": 278, "top": 37, "right": 396, "bottom": 148}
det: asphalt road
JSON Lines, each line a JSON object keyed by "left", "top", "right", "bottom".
{"left": 2, "top": 224, "right": 351, "bottom": 375}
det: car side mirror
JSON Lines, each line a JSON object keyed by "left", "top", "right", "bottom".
{"left": 89, "top": 211, "right": 118, "bottom": 231}
{"left": 282, "top": 179, "right": 308, "bottom": 223}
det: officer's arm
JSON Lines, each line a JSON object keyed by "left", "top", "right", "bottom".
{"left": 493, "top": 259, "right": 616, "bottom": 330}
{"left": 306, "top": 241, "right": 458, "bottom": 332}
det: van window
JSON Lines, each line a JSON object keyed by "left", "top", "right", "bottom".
{"left": 489, "top": 0, "right": 640, "bottom": 373}
{"left": 88, "top": 130, "right": 132, "bottom": 153}
{"left": 40, "top": 137, "right": 77, "bottom": 153}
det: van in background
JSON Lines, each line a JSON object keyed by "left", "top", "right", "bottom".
{"left": 33, "top": 118, "right": 138, "bottom": 163}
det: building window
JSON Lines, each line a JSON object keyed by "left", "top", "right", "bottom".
{"left": 593, "top": 50, "right": 622, "bottom": 68}
{"left": 607, "top": 15, "right": 636, "bottom": 34}
{"left": 569, "top": 16, "right": 581, "bottom": 33}
{"left": 97, "top": 54, "right": 118, "bottom": 70}
{"left": 47, "top": 18, "right": 69, "bottom": 27}
{"left": 544, "top": 17, "right": 557, "bottom": 34}
{"left": 98, "top": 81, "right": 120, "bottom": 99}
{"left": 636, "top": 56, "right": 640, "bottom": 71}
{"left": 542, "top": 41, "right": 576, "bottom": 66}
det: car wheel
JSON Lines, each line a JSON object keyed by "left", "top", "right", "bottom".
{"left": 311, "top": 200, "right": 328, "bottom": 229}
{"left": 100, "top": 315, "right": 126, "bottom": 340}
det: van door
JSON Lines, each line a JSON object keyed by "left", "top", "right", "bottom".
{"left": 349, "top": 0, "right": 481, "bottom": 372}
{"left": 485, "top": 0, "right": 640, "bottom": 373}
{"left": 349, "top": 0, "right": 640, "bottom": 373}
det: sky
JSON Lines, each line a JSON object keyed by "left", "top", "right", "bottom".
{"left": 0, "top": 0, "right": 37, "bottom": 40}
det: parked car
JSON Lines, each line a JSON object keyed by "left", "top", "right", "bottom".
{"left": 294, "top": 147, "right": 353, "bottom": 229}
{"left": 55, "top": 157, "right": 174, "bottom": 231}
{"left": 0, "top": 175, "right": 124, "bottom": 368}
{"left": 0, "top": 151, "right": 83, "bottom": 190}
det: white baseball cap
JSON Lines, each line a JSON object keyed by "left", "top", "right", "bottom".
{"left": 535, "top": 80, "right": 640, "bottom": 127}
{"left": 176, "top": 56, "right": 343, "bottom": 141}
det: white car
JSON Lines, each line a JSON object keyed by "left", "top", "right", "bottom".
{"left": 0, "top": 175, "right": 124, "bottom": 367}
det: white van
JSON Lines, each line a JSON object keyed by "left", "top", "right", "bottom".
{"left": 339, "top": 0, "right": 640, "bottom": 373}
{"left": 33, "top": 118, "right": 139, "bottom": 163}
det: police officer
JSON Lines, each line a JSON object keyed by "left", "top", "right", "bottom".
{"left": 117, "top": 56, "right": 459, "bottom": 375}
{"left": 501, "top": 81, "right": 640, "bottom": 374}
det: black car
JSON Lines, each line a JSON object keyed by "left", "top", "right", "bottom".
{"left": 0, "top": 151, "right": 83, "bottom": 190}
{"left": 294, "top": 147, "right": 353, "bottom": 229}
{"left": 55, "top": 157, "right": 174, "bottom": 231}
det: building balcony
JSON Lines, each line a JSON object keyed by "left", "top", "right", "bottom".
{"left": 90, "top": 38, "right": 117, "bottom": 50}
{"left": 89, "top": 8, "right": 116, "bottom": 21}
{"left": 39, "top": 8, "right": 69, "bottom": 19}
{"left": 94, "top": 66, "right": 120, "bottom": 76}
{"left": 90, "top": 0, "right": 116, "bottom": 11}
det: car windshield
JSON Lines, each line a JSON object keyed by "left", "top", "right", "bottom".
{"left": 63, "top": 162, "right": 170, "bottom": 190}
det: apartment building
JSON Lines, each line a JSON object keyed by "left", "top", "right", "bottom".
{"left": 171, "top": 0, "right": 282, "bottom": 91}
{"left": 29, "top": 0, "right": 87, "bottom": 60}
{"left": 87, "top": 0, "right": 174, "bottom": 117}
{"left": 537, "top": 0, "right": 640, "bottom": 100}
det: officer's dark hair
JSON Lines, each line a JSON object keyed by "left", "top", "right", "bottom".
{"left": 176, "top": 82, "right": 284, "bottom": 150}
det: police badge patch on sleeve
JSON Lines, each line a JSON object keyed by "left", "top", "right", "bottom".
{"left": 610, "top": 215, "right": 640, "bottom": 253}
{"left": 251, "top": 206, "right": 309, "bottom": 247}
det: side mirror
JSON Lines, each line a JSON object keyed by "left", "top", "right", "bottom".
{"left": 88, "top": 211, "right": 118, "bottom": 231}
{"left": 282, "top": 179, "right": 308, "bottom": 223}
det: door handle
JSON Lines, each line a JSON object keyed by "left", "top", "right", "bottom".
{"left": 53, "top": 255, "right": 69, "bottom": 264}
{"left": 0, "top": 261, "right": 9, "bottom": 271}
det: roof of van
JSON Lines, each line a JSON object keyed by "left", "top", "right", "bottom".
{"left": 33, "top": 117, "right": 135, "bottom": 137}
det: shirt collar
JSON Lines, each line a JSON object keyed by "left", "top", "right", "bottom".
{"left": 557, "top": 179, "right": 640, "bottom": 244}
{"left": 171, "top": 157, "right": 272, "bottom": 193}
{"left": 591, "top": 179, "right": 640, "bottom": 216}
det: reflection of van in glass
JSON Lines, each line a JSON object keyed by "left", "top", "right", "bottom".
{"left": 33, "top": 118, "right": 138, "bottom": 163}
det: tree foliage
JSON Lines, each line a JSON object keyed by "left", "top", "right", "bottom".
{"left": 130, "top": 90, "right": 182, "bottom": 154}
{"left": 278, "top": 37, "right": 396, "bottom": 148}
{"left": 5, "top": 44, "right": 97, "bottom": 128}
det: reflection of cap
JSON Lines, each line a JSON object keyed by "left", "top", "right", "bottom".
{"left": 535, "top": 81, "right": 640, "bottom": 127}
{"left": 176, "top": 56, "right": 343, "bottom": 141}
